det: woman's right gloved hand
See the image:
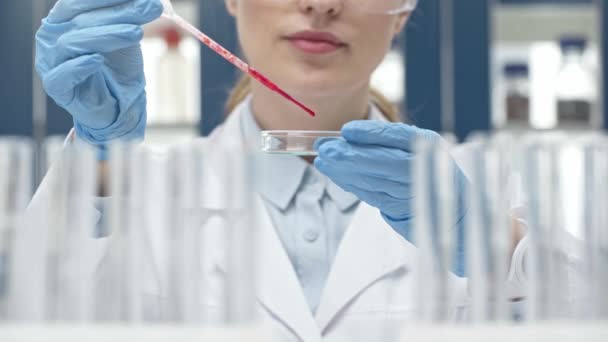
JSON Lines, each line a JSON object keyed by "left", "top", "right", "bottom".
{"left": 35, "top": 0, "right": 164, "bottom": 159}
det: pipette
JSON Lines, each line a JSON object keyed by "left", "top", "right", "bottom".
{"left": 160, "top": 0, "right": 316, "bottom": 117}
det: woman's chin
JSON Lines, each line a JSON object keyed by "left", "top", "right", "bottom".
{"left": 283, "top": 80, "right": 351, "bottom": 100}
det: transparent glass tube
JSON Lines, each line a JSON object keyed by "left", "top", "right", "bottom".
{"left": 0, "top": 138, "right": 33, "bottom": 320}
{"left": 464, "top": 134, "right": 514, "bottom": 323}
{"left": 100, "top": 142, "right": 131, "bottom": 322}
{"left": 166, "top": 143, "right": 203, "bottom": 323}
{"left": 433, "top": 144, "right": 458, "bottom": 322}
{"left": 522, "top": 133, "right": 570, "bottom": 321}
{"left": 41, "top": 140, "right": 98, "bottom": 322}
{"left": 582, "top": 137, "right": 608, "bottom": 319}
{"left": 413, "top": 138, "right": 459, "bottom": 322}
{"left": 102, "top": 142, "right": 259, "bottom": 326}
{"left": 465, "top": 139, "right": 491, "bottom": 323}
{"left": 1, "top": 137, "right": 263, "bottom": 330}
{"left": 485, "top": 134, "right": 513, "bottom": 322}
{"left": 412, "top": 138, "right": 435, "bottom": 322}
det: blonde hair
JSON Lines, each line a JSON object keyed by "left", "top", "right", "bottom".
{"left": 225, "top": 75, "right": 402, "bottom": 123}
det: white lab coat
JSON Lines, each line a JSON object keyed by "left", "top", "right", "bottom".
{"left": 177, "top": 103, "right": 470, "bottom": 341}
{"left": 25, "top": 102, "right": 471, "bottom": 341}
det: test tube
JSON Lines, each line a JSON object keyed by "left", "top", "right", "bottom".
{"left": 68, "top": 142, "right": 99, "bottom": 322}
{"left": 412, "top": 137, "right": 435, "bottom": 322}
{"left": 8, "top": 137, "right": 61, "bottom": 322}
{"left": 595, "top": 144, "right": 608, "bottom": 319}
{"left": 42, "top": 139, "right": 98, "bottom": 322}
{"left": 485, "top": 134, "right": 513, "bottom": 323}
{"left": 433, "top": 141, "right": 459, "bottom": 322}
{"left": 546, "top": 136, "right": 571, "bottom": 320}
{"left": 102, "top": 142, "right": 159, "bottom": 323}
{"left": 96, "top": 142, "right": 131, "bottom": 322}
{"left": 165, "top": 142, "right": 204, "bottom": 324}
{"left": 39, "top": 138, "right": 65, "bottom": 321}
{"left": 582, "top": 136, "right": 608, "bottom": 319}
{"left": 103, "top": 142, "right": 262, "bottom": 325}
{"left": 0, "top": 138, "right": 33, "bottom": 320}
{"left": 464, "top": 138, "right": 490, "bottom": 323}
{"left": 521, "top": 135, "right": 542, "bottom": 322}
{"left": 221, "top": 149, "right": 257, "bottom": 326}
{"left": 125, "top": 145, "right": 157, "bottom": 323}
{"left": 465, "top": 134, "right": 514, "bottom": 323}
{"left": 413, "top": 138, "right": 458, "bottom": 322}
{"left": 522, "top": 133, "right": 568, "bottom": 322}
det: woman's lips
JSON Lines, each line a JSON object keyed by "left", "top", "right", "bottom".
{"left": 286, "top": 31, "right": 346, "bottom": 54}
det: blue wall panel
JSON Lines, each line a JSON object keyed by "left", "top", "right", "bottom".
{"left": 198, "top": 1, "right": 239, "bottom": 136}
{"left": 0, "top": 1, "right": 34, "bottom": 136}
{"left": 501, "top": 0, "right": 592, "bottom": 4}
{"left": 404, "top": 0, "right": 492, "bottom": 140}
{"left": 41, "top": 0, "right": 73, "bottom": 136}
{"left": 453, "top": 0, "right": 492, "bottom": 140}
{"left": 602, "top": 0, "right": 608, "bottom": 130}
{"left": 403, "top": 0, "right": 443, "bottom": 132}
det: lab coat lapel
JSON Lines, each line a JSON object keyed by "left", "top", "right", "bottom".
{"left": 254, "top": 197, "right": 323, "bottom": 342}
{"left": 205, "top": 107, "right": 322, "bottom": 342}
{"left": 315, "top": 203, "right": 415, "bottom": 333}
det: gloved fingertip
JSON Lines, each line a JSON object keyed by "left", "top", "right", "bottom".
{"left": 313, "top": 156, "right": 326, "bottom": 172}
{"left": 316, "top": 139, "right": 345, "bottom": 160}
{"left": 313, "top": 138, "right": 326, "bottom": 151}
{"left": 313, "top": 136, "right": 340, "bottom": 151}
{"left": 342, "top": 120, "right": 366, "bottom": 130}
{"left": 342, "top": 120, "right": 367, "bottom": 134}
{"left": 141, "top": 0, "right": 165, "bottom": 21}
{"left": 342, "top": 120, "right": 386, "bottom": 142}
{"left": 316, "top": 144, "right": 328, "bottom": 159}
{"left": 151, "top": 0, "right": 165, "bottom": 17}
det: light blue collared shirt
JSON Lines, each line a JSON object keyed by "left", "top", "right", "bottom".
{"left": 240, "top": 100, "right": 360, "bottom": 313}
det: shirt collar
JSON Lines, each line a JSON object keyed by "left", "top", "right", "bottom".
{"left": 240, "top": 97, "right": 308, "bottom": 211}
{"left": 239, "top": 97, "right": 387, "bottom": 212}
{"left": 326, "top": 180, "right": 359, "bottom": 211}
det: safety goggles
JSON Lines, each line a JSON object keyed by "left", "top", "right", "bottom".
{"left": 251, "top": 0, "right": 419, "bottom": 15}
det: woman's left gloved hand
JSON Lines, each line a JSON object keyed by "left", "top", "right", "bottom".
{"left": 314, "top": 121, "right": 468, "bottom": 252}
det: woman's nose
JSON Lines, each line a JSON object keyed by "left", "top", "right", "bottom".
{"left": 297, "top": 0, "right": 344, "bottom": 16}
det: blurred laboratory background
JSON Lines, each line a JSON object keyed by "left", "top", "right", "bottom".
{"left": 0, "top": 0, "right": 605, "bottom": 144}
{"left": 1, "top": 1, "right": 608, "bottom": 339}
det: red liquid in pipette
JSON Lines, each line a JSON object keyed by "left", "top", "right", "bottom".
{"left": 248, "top": 68, "right": 315, "bottom": 117}
{"left": 170, "top": 15, "right": 316, "bottom": 117}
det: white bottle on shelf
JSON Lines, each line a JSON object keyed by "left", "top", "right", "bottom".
{"left": 156, "top": 27, "right": 190, "bottom": 124}
{"left": 555, "top": 36, "right": 597, "bottom": 127}
{"left": 503, "top": 62, "right": 530, "bottom": 128}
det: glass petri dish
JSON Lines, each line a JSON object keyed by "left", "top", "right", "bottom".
{"left": 261, "top": 131, "right": 342, "bottom": 156}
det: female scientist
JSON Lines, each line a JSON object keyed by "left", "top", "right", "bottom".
{"left": 34, "top": 0, "right": 526, "bottom": 340}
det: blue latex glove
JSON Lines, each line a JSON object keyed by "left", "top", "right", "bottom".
{"left": 315, "top": 121, "right": 468, "bottom": 276}
{"left": 35, "top": 0, "right": 163, "bottom": 159}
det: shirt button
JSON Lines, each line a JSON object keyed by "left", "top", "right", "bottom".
{"left": 303, "top": 230, "right": 319, "bottom": 242}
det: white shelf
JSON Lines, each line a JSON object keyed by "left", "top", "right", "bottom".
{"left": 401, "top": 322, "right": 608, "bottom": 342}
{"left": 493, "top": 4, "right": 599, "bottom": 43}
{"left": 0, "top": 324, "right": 272, "bottom": 342}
